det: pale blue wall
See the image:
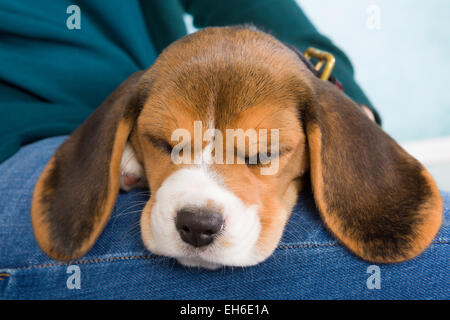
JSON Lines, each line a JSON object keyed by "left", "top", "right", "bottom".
{"left": 297, "top": 0, "right": 450, "bottom": 143}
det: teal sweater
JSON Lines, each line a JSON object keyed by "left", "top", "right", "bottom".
{"left": 0, "top": 0, "right": 375, "bottom": 163}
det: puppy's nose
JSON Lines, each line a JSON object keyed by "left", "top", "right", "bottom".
{"left": 176, "top": 208, "right": 223, "bottom": 247}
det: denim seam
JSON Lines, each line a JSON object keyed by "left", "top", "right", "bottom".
{"left": 11, "top": 254, "right": 155, "bottom": 271}
{"left": 277, "top": 243, "right": 337, "bottom": 250}
{"left": 7, "top": 244, "right": 335, "bottom": 270}
{"left": 3, "top": 240, "right": 448, "bottom": 272}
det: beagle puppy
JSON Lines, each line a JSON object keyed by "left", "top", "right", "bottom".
{"left": 31, "top": 26, "right": 442, "bottom": 269}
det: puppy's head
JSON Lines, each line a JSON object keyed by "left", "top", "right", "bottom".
{"left": 32, "top": 26, "right": 442, "bottom": 268}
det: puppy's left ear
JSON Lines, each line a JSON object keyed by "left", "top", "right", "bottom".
{"left": 32, "top": 71, "right": 146, "bottom": 260}
{"left": 303, "top": 80, "right": 443, "bottom": 263}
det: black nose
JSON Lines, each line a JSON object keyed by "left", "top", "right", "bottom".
{"left": 176, "top": 208, "right": 223, "bottom": 247}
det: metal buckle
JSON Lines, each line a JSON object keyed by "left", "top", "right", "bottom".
{"left": 304, "top": 47, "right": 336, "bottom": 81}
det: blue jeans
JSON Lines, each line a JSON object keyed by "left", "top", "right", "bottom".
{"left": 0, "top": 136, "right": 449, "bottom": 299}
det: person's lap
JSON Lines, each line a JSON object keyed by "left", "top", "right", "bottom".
{"left": 0, "top": 136, "right": 448, "bottom": 299}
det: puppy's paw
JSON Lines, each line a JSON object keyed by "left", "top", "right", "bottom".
{"left": 120, "top": 143, "right": 146, "bottom": 191}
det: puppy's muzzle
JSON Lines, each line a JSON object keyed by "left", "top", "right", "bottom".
{"left": 176, "top": 207, "right": 223, "bottom": 247}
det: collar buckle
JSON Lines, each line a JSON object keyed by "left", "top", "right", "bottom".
{"left": 304, "top": 47, "right": 336, "bottom": 81}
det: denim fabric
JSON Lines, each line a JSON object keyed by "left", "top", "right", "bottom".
{"left": 0, "top": 136, "right": 448, "bottom": 299}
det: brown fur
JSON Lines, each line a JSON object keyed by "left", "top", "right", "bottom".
{"left": 32, "top": 25, "right": 442, "bottom": 262}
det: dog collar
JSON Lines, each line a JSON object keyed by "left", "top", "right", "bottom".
{"left": 284, "top": 44, "right": 344, "bottom": 91}
{"left": 285, "top": 43, "right": 382, "bottom": 125}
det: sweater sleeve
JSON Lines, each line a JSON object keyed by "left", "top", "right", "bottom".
{"left": 180, "top": 0, "right": 380, "bottom": 123}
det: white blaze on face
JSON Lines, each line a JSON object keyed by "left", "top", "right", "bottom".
{"left": 141, "top": 121, "right": 264, "bottom": 269}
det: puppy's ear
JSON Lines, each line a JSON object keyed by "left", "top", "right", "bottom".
{"left": 32, "top": 71, "right": 146, "bottom": 260}
{"left": 303, "top": 81, "right": 442, "bottom": 263}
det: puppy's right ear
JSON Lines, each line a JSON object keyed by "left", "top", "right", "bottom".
{"left": 32, "top": 71, "right": 146, "bottom": 261}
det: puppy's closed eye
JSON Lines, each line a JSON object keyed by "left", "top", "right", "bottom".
{"left": 244, "top": 153, "right": 266, "bottom": 166}
{"left": 243, "top": 146, "right": 292, "bottom": 166}
{"left": 147, "top": 135, "right": 173, "bottom": 154}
